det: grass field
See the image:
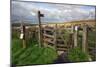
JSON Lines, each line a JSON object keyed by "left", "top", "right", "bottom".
{"left": 12, "top": 37, "right": 58, "bottom": 65}
{"left": 11, "top": 24, "right": 96, "bottom": 66}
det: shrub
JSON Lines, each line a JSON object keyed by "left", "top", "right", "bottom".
{"left": 12, "top": 30, "right": 20, "bottom": 39}
{"left": 12, "top": 39, "right": 22, "bottom": 53}
{"left": 33, "top": 47, "right": 58, "bottom": 64}
{"left": 17, "top": 47, "right": 58, "bottom": 65}
{"left": 67, "top": 47, "right": 89, "bottom": 62}
{"left": 12, "top": 38, "right": 58, "bottom": 65}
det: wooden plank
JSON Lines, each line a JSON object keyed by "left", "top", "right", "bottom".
{"left": 57, "top": 39, "right": 65, "bottom": 42}
{"left": 43, "top": 38, "right": 55, "bottom": 44}
{"left": 88, "top": 47, "right": 96, "bottom": 50}
{"left": 43, "top": 28, "right": 55, "bottom": 32}
{"left": 57, "top": 48, "right": 67, "bottom": 51}
{"left": 44, "top": 26, "right": 54, "bottom": 30}
{"left": 43, "top": 33, "right": 54, "bottom": 38}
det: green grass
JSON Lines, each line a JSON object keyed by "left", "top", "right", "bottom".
{"left": 12, "top": 38, "right": 58, "bottom": 65}
{"left": 67, "top": 29, "right": 96, "bottom": 62}
{"left": 77, "top": 30, "right": 96, "bottom": 61}
{"left": 88, "top": 31, "right": 96, "bottom": 47}
{"left": 67, "top": 47, "right": 89, "bottom": 62}
{"left": 88, "top": 30, "right": 96, "bottom": 61}
{"left": 12, "top": 27, "right": 96, "bottom": 65}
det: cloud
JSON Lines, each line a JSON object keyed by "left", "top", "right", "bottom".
{"left": 11, "top": 1, "right": 96, "bottom": 23}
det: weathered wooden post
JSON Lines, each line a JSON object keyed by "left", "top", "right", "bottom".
{"left": 82, "top": 24, "right": 92, "bottom": 61}
{"left": 37, "top": 11, "right": 44, "bottom": 47}
{"left": 20, "top": 21, "right": 26, "bottom": 48}
{"left": 71, "top": 25, "right": 74, "bottom": 34}
{"left": 22, "top": 25, "right": 26, "bottom": 48}
{"left": 71, "top": 25, "right": 74, "bottom": 48}
{"left": 54, "top": 24, "right": 57, "bottom": 48}
{"left": 82, "top": 24, "right": 88, "bottom": 53}
{"left": 74, "top": 26, "right": 78, "bottom": 47}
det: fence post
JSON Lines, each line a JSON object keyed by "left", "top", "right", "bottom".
{"left": 74, "top": 26, "right": 78, "bottom": 47}
{"left": 20, "top": 23, "right": 26, "bottom": 48}
{"left": 82, "top": 24, "right": 88, "bottom": 53}
{"left": 71, "top": 25, "right": 74, "bottom": 48}
{"left": 54, "top": 24, "right": 57, "bottom": 48}
{"left": 43, "top": 25, "right": 47, "bottom": 47}
{"left": 23, "top": 25, "right": 26, "bottom": 48}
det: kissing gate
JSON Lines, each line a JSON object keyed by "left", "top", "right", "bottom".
{"left": 20, "top": 11, "right": 89, "bottom": 55}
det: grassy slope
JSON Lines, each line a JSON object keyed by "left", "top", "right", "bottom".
{"left": 12, "top": 38, "right": 58, "bottom": 65}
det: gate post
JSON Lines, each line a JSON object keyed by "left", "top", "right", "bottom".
{"left": 71, "top": 25, "right": 74, "bottom": 48}
{"left": 82, "top": 24, "right": 88, "bottom": 53}
{"left": 74, "top": 26, "right": 78, "bottom": 47}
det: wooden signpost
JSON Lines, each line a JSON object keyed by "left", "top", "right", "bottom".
{"left": 37, "top": 11, "right": 44, "bottom": 47}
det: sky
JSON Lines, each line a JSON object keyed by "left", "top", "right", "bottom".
{"left": 11, "top": 1, "right": 96, "bottom": 24}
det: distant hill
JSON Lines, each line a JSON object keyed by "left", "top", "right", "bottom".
{"left": 11, "top": 22, "right": 38, "bottom": 27}
{"left": 12, "top": 19, "right": 96, "bottom": 27}
{"left": 65, "top": 19, "right": 96, "bottom": 27}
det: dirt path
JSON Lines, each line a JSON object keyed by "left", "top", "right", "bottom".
{"left": 54, "top": 51, "right": 70, "bottom": 63}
